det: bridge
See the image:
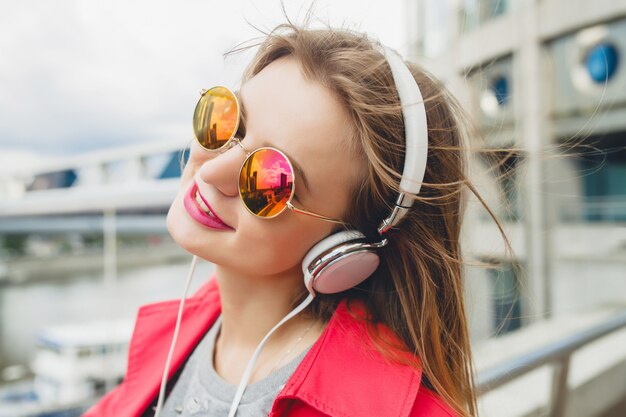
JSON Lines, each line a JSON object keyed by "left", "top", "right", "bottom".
{"left": 0, "top": 141, "right": 187, "bottom": 233}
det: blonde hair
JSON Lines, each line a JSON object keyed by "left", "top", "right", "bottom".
{"left": 230, "top": 22, "right": 512, "bottom": 417}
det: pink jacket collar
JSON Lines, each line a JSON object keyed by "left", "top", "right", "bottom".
{"left": 271, "top": 294, "right": 423, "bottom": 417}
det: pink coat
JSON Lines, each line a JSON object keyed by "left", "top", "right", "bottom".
{"left": 83, "top": 273, "right": 459, "bottom": 417}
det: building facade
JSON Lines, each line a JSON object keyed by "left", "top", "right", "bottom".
{"left": 406, "top": 0, "right": 626, "bottom": 342}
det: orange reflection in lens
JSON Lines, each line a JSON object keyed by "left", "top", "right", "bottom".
{"left": 193, "top": 86, "right": 239, "bottom": 150}
{"left": 239, "top": 148, "right": 294, "bottom": 218}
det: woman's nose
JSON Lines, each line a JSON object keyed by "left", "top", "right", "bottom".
{"left": 196, "top": 142, "right": 245, "bottom": 197}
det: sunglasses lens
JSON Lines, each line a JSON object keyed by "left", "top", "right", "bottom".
{"left": 193, "top": 86, "right": 239, "bottom": 150}
{"left": 239, "top": 149, "right": 294, "bottom": 218}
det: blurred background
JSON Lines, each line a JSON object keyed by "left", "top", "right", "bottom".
{"left": 0, "top": 0, "right": 625, "bottom": 416}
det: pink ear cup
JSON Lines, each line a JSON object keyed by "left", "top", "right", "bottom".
{"left": 313, "top": 251, "right": 380, "bottom": 294}
{"left": 302, "top": 230, "right": 380, "bottom": 294}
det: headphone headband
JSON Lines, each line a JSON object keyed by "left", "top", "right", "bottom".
{"left": 376, "top": 45, "right": 429, "bottom": 234}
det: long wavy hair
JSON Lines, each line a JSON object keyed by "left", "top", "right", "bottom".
{"left": 230, "top": 22, "right": 512, "bottom": 417}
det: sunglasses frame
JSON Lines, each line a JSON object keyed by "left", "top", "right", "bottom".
{"left": 194, "top": 86, "right": 348, "bottom": 226}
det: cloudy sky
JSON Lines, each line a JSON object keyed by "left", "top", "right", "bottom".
{"left": 0, "top": 0, "right": 407, "bottom": 167}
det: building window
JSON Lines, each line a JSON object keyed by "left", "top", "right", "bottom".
{"left": 460, "top": 0, "right": 510, "bottom": 32}
{"left": 492, "top": 75, "right": 510, "bottom": 106}
{"left": 578, "top": 133, "right": 626, "bottom": 222}
{"left": 496, "top": 151, "right": 520, "bottom": 221}
{"left": 488, "top": 262, "right": 522, "bottom": 336}
{"left": 585, "top": 42, "right": 620, "bottom": 84}
{"left": 159, "top": 148, "right": 190, "bottom": 179}
{"left": 479, "top": 150, "right": 521, "bottom": 222}
{"left": 480, "top": 74, "right": 511, "bottom": 116}
{"left": 27, "top": 169, "right": 77, "bottom": 191}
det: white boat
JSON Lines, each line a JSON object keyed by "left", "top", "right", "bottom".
{"left": 0, "top": 319, "right": 134, "bottom": 417}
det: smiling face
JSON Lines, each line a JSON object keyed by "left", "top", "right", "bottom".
{"left": 167, "top": 56, "right": 364, "bottom": 277}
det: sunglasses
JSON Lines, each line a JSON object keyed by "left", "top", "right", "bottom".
{"left": 192, "top": 86, "right": 347, "bottom": 225}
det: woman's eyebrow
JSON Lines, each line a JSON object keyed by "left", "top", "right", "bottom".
{"left": 235, "top": 89, "right": 311, "bottom": 196}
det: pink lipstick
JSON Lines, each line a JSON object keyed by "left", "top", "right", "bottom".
{"left": 183, "top": 182, "right": 234, "bottom": 231}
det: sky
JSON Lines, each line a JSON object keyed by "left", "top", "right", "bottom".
{"left": 0, "top": 0, "right": 406, "bottom": 169}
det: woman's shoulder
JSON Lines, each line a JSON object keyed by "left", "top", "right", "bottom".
{"left": 337, "top": 298, "right": 461, "bottom": 416}
{"left": 275, "top": 297, "right": 460, "bottom": 417}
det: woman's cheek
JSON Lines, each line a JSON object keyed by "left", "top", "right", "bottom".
{"left": 236, "top": 225, "right": 302, "bottom": 272}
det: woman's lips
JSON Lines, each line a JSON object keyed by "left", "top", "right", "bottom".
{"left": 183, "top": 182, "right": 234, "bottom": 231}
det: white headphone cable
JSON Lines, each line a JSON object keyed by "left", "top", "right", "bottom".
{"left": 227, "top": 291, "right": 316, "bottom": 417}
{"left": 150, "top": 253, "right": 315, "bottom": 417}
{"left": 153, "top": 254, "right": 199, "bottom": 417}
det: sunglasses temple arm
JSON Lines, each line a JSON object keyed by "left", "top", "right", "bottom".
{"left": 286, "top": 201, "right": 348, "bottom": 225}
{"left": 233, "top": 137, "right": 252, "bottom": 155}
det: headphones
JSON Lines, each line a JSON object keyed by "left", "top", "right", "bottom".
{"left": 302, "top": 44, "right": 429, "bottom": 295}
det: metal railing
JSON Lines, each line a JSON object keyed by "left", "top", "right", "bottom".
{"left": 476, "top": 310, "right": 626, "bottom": 417}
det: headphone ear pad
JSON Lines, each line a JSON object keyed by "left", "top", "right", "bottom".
{"left": 302, "top": 230, "right": 380, "bottom": 294}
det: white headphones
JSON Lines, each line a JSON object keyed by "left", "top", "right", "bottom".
{"left": 301, "top": 44, "right": 429, "bottom": 295}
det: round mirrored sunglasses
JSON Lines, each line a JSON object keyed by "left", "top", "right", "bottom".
{"left": 193, "top": 86, "right": 347, "bottom": 225}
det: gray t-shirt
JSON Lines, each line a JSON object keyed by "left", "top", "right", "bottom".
{"left": 159, "top": 316, "right": 310, "bottom": 416}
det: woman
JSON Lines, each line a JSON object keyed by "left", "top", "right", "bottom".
{"left": 85, "top": 23, "right": 488, "bottom": 417}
